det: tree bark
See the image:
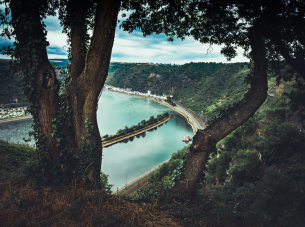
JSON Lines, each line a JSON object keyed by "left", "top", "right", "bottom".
{"left": 65, "top": 0, "right": 121, "bottom": 183}
{"left": 35, "top": 59, "right": 60, "bottom": 162}
{"left": 172, "top": 26, "right": 268, "bottom": 198}
{"left": 70, "top": 26, "right": 86, "bottom": 80}
{"left": 10, "top": 0, "right": 60, "bottom": 163}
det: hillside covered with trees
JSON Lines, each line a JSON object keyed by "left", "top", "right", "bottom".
{"left": 107, "top": 62, "right": 250, "bottom": 121}
{"left": 0, "top": 59, "right": 66, "bottom": 107}
{"left": 0, "top": 59, "right": 29, "bottom": 107}
{"left": 1, "top": 60, "right": 250, "bottom": 122}
{"left": 1, "top": 0, "right": 304, "bottom": 226}
{"left": 135, "top": 81, "right": 305, "bottom": 226}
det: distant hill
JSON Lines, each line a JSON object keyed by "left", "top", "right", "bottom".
{"left": 1, "top": 59, "right": 252, "bottom": 121}
{"left": 0, "top": 59, "right": 68, "bottom": 107}
{"left": 49, "top": 59, "right": 69, "bottom": 68}
{"left": 0, "top": 59, "right": 29, "bottom": 107}
{"left": 106, "top": 62, "right": 250, "bottom": 121}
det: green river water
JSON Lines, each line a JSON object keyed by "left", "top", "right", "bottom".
{"left": 0, "top": 90, "right": 193, "bottom": 190}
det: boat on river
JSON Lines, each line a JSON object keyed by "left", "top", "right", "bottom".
{"left": 182, "top": 136, "right": 192, "bottom": 142}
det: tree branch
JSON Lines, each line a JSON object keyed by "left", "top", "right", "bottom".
{"left": 172, "top": 25, "right": 268, "bottom": 198}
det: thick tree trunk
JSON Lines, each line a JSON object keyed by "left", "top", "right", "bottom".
{"left": 35, "top": 59, "right": 60, "bottom": 162}
{"left": 172, "top": 26, "right": 268, "bottom": 198}
{"left": 10, "top": 0, "right": 60, "bottom": 163}
{"left": 65, "top": 0, "right": 121, "bottom": 183}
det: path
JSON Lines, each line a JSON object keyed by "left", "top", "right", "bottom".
{"left": 175, "top": 102, "right": 206, "bottom": 130}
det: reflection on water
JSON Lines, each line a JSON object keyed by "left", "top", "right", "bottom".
{"left": 0, "top": 91, "right": 193, "bottom": 190}
{"left": 98, "top": 91, "right": 193, "bottom": 190}
{"left": 0, "top": 118, "right": 34, "bottom": 146}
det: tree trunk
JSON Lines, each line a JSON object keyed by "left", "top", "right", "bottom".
{"left": 10, "top": 0, "right": 60, "bottom": 163}
{"left": 172, "top": 26, "right": 268, "bottom": 198}
{"left": 65, "top": 0, "right": 121, "bottom": 183}
{"left": 35, "top": 59, "right": 60, "bottom": 162}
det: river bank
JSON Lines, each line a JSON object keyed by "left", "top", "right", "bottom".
{"left": 107, "top": 90, "right": 200, "bottom": 134}
{"left": 112, "top": 159, "right": 170, "bottom": 195}
{"left": 0, "top": 115, "right": 32, "bottom": 124}
{"left": 102, "top": 116, "right": 170, "bottom": 147}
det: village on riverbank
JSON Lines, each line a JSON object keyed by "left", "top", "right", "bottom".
{"left": 104, "top": 84, "right": 173, "bottom": 101}
{"left": 104, "top": 84, "right": 205, "bottom": 133}
{"left": 0, "top": 106, "right": 30, "bottom": 121}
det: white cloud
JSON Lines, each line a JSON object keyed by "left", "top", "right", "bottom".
{"left": 46, "top": 30, "right": 68, "bottom": 49}
{"left": 43, "top": 13, "right": 62, "bottom": 31}
{"left": 47, "top": 53, "right": 68, "bottom": 59}
{"left": 0, "top": 8, "right": 249, "bottom": 64}
{"left": 111, "top": 29, "right": 249, "bottom": 64}
{"left": 118, "top": 10, "right": 135, "bottom": 21}
{"left": 0, "top": 54, "right": 10, "bottom": 59}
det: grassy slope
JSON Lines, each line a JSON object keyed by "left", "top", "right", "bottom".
{"left": 0, "top": 140, "right": 182, "bottom": 226}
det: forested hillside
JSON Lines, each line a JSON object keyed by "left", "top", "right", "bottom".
{"left": 0, "top": 59, "right": 67, "bottom": 107}
{"left": 137, "top": 80, "right": 305, "bottom": 226}
{"left": 107, "top": 62, "right": 250, "bottom": 121}
{"left": 0, "top": 59, "right": 29, "bottom": 107}
{"left": 1, "top": 60, "right": 250, "bottom": 118}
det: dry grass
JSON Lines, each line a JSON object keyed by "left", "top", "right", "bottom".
{"left": 0, "top": 179, "right": 182, "bottom": 227}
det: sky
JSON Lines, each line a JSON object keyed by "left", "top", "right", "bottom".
{"left": 0, "top": 9, "right": 248, "bottom": 64}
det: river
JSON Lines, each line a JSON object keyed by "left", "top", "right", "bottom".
{"left": 0, "top": 90, "right": 193, "bottom": 190}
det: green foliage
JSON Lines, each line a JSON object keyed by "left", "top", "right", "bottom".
{"left": 209, "top": 156, "right": 305, "bottom": 226}
{"left": 228, "top": 149, "right": 261, "bottom": 187}
{"left": 0, "top": 60, "right": 29, "bottom": 105}
{"left": 107, "top": 62, "right": 249, "bottom": 122}
{"left": 253, "top": 163, "right": 305, "bottom": 226}
{"left": 25, "top": 71, "right": 100, "bottom": 186}
{"left": 207, "top": 150, "right": 231, "bottom": 184}
{"left": 166, "top": 96, "right": 176, "bottom": 106}
{"left": 202, "top": 86, "right": 305, "bottom": 226}
{"left": 103, "top": 112, "right": 169, "bottom": 141}
{"left": 0, "top": 140, "right": 36, "bottom": 180}
{"left": 136, "top": 145, "right": 190, "bottom": 199}
{"left": 258, "top": 120, "right": 305, "bottom": 165}
{"left": 287, "top": 82, "right": 305, "bottom": 120}
{"left": 58, "top": 0, "right": 95, "bottom": 66}
{"left": 100, "top": 172, "right": 113, "bottom": 194}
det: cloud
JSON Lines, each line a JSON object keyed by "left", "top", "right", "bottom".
{"left": 46, "top": 30, "right": 68, "bottom": 50}
{"left": 118, "top": 10, "right": 135, "bottom": 21}
{"left": 0, "top": 54, "right": 10, "bottom": 59}
{"left": 111, "top": 28, "right": 249, "bottom": 64}
{"left": 47, "top": 53, "right": 68, "bottom": 59}
{"left": 43, "top": 14, "right": 62, "bottom": 32}
{"left": 0, "top": 9, "right": 249, "bottom": 64}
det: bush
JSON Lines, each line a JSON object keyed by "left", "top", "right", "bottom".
{"left": 100, "top": 172, "right": 113, "bottom": 194}
{"left": 228, "top": 149, "right": 261, "bottom": 187}
{"left": 259, "top": 120, "right": 305, "bottom": 165}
